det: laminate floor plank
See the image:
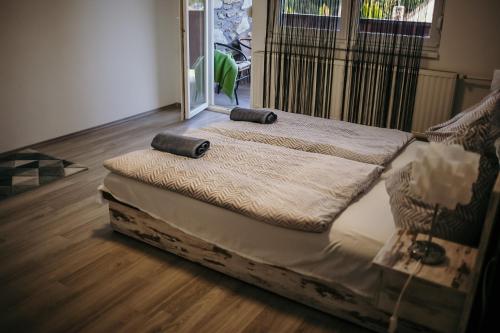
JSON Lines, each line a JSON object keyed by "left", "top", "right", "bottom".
{"left": 0, "top": 109, "right": 369, "bottom": 333}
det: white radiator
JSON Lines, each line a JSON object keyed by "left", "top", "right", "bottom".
{"left": 333, "top": 67, "right": 458, "bottom": 132}
{"left": 412, "top": 69, "right": 457, "bottom": 133}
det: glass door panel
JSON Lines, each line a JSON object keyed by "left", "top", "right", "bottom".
{"left": 183, "top": 0, "right": 209, "bottom": 119}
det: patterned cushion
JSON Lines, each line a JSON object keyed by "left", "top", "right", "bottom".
{"left": 425, "top": 89, "right": 500, "bottom": 144}
{"left": 387, "top": 98, "right": 500, "bottom": 245}
{"left": 387, "top": 156, "right": 497, "bottom": 246}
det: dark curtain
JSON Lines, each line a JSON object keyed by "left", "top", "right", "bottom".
{"left": 263, "top": 0, "right": 342, "bottom": 118}
{"left": 263, "top": 0, "right": 429, "bottom": 131}
{"left": 341, "top": 1, "right": 428, "bottom": 131}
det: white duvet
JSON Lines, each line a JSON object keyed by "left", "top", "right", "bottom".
{"left": 203, "top": 110, "right": 414, "bottom": 165}
{"left": 103, "top": 130, "right": 382, "bottom": 233}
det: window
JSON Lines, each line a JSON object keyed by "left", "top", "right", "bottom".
{"left": 188, "top": 0, "right": 204, "bottom": 10}
{"left": 359, "top": 0, "right": 434, "bottom": 37}
{"left": 282, "top": 0, "right": 343, "bottom": 30}
{"left": 280, "top": 0, "right": 444, "bottom": 49}
{"left": 283, "top": 0, "right": 342, "bottom": 17}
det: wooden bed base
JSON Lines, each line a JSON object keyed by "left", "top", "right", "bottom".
{"left": 105, "top": 193, "right": 431, "bottom": 333}
{"left": 104, "top": 173, "right": 499, "bottom": 333}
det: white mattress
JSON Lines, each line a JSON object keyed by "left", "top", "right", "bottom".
{"left": 101, "top": 140, "right": 427, "bottom": 300}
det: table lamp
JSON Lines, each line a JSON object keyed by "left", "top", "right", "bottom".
{"left": 409, "top": 142, "right": 480, "bottom": 265}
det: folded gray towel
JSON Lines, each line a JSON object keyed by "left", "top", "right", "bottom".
{"left": 151, "top": 132, "right": 210, "bottom": 159}
{"left": 230, "top": 107, "right": 277, "bottom": 124}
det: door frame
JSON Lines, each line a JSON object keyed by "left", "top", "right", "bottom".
{"left": 181, "top": 0, "right": 214, "bottom": 120}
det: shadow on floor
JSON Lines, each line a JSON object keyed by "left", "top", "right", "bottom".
{"left": 91, "top": 224, "right": 368, "bottom": 333}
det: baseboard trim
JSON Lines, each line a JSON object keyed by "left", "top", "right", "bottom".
{"left": 0, "top": 103, "right": 181, "bottom": 157}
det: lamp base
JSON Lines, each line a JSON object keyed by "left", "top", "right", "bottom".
{"left": 409, "top": 240, "right": 446, "bottom": 265}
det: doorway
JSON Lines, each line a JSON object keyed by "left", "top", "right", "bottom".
{"left": 182, "top": 0, "right": 252, "bottom": 120}
{"left": 212, "top": 0, "right": 253, "bottom": 108}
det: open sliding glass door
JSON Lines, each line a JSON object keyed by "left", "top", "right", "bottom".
{"left": 182, "top": 0, "right": 213, "bottom": 120}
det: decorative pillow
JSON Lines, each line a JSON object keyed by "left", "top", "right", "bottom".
{"left": 387, "top": 114, "right": 499, "bottom": 246}
{"left": 425, "top": 89, "right": 500, "bottom": 144}
{"left": 386, "top": 156, "right": 497, "bottom": 246}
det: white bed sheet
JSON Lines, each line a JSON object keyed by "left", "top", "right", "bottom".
{"left": 101, "top": 140, "right": 427, "bottom": 300}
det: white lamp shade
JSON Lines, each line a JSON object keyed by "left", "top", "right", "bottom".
{"left": 410, "top": 143, "right": 480, "bottom": 210}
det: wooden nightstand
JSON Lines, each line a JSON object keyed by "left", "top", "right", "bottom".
{"left": 373, "top": 229, "right": 477, "bottom": 333}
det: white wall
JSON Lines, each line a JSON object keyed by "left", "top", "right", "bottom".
{"left": 422, "top": 0, "right": 500, "bottom": 113}
{"left": 0, "top": 0, "right": 182, "bottom": 153}
{"left": 251, "top": 0, "right": 500, "bottom": 114}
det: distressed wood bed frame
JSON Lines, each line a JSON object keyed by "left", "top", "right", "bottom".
{"left": 103, "top": 172, "right": 499, "bottom": 333}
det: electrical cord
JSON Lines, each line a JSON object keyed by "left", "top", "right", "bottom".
{"left": 388, "top": 260, "right": 423, "bottom": 333}
{"left": 480, "top": 256, "right": 497, "bottom": 328}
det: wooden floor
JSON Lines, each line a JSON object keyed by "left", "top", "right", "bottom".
{"left": 0, "top": 109, "right": 368, "bottom": 333}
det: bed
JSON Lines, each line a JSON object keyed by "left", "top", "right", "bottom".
{"left": 99, "top": 116, "right": 499, "bottom": 333}
{"left": 203, "top": 109, "right": 413, "bottom": 166}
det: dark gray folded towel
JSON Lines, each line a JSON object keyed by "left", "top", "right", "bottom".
{"left": 151, "top": 132, "right": 210, "bottom": 159}
{"left": 230, "top": 107, "right": 277, "bottom": 124}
